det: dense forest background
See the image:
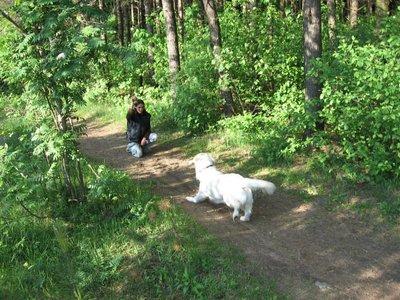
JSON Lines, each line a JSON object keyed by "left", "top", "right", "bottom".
{"left": 0, "top": 0, "right": 399, "bottom": 298}
{"left": 1, "top": 0, "right": 400, "bottom": 186}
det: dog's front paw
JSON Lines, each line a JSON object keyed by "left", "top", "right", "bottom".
{"left": 232, "top": 211, "right": 240, "bottom": 222}
{"left": 186, "top": 196, "right": 196, "bottom": 202}
{"left": 240, "top": 215, "right": 250, "bottom": 222}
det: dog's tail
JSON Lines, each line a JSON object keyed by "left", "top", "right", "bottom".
{"left": 244, "top": 178, "right": 276, "bottom": 195}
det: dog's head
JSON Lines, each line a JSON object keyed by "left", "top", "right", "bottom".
{"left": 190, "top": 153, "right": 215, "bottom": 173}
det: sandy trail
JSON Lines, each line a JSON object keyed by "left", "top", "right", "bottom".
{"left": 80, "top": 121, "right": 400, "bottom": 300}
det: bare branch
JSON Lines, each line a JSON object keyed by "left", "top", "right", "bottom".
{"left": 0, "top": 9, "right": 26, "bottom": 35}
{"left": 18, "top": 201, "right": 48, "bottom": 219}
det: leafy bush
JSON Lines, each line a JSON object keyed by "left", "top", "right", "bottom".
{"left": 313, "top": 17, "right": 400, "bottom": 181}
{"left": 221, "top": 4, "right": 303, "bottom": 112}
{"left": 84, "top": 165, "right": 156, "bottom": 224}
{"left": 215, "top": 83, "right": 306, "bottom": 165}
{"left": 174, "top": 21, "right": 223, "bottom": 133}
{"left": 0, "top": 142, "right": 158, "bottom": 298}
{"left": 214, "top": 4, "right": 307, "bottom": 164}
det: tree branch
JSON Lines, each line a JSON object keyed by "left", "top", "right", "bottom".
{"left": 0, "top": 9, "right": 26, "bottom": 35}
{"left": 18, "top": 201, "right": 48, "bottom": 219}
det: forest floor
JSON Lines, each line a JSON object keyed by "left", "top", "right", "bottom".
{"left": 80, "top": 120, "right": 400, "bottom": 300}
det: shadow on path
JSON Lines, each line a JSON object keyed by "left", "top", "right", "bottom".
{"left": 80, "top": 121, "right": 400, "bottom": 300}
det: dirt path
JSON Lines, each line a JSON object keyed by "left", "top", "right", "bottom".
{"left": 80, "top": 121, "right": 400, "bottom": 300}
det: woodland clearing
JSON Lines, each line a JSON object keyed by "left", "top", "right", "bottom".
{"left": 80, "top": 120, "right": 400, "bottom": 300}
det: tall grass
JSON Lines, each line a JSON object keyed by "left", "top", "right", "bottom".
{"left": 0, "top": 103, "right": 287, "bottom": 299}
{"left": 0, "top": 169, "right": 286, "bottom": 299}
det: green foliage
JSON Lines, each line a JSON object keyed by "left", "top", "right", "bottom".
{"left": 0, "top": 126, "right": 64, "bottom": 220}
{"left": 207, "top": 4, "right": 308, "bottom": 164}
{"left": 140, "top": 85, "right": 175, "bottom": 129}
{"left": 174, "top": 29, "right": 223, "bottom": 133}
{"left": 221, "top": 4, "right": 303, "bottom": 111}
{"left": 155, "top": 6, "right": 223, "bottom": 133}
{"left": 312, "top": 17, "right": 400, "bottom": 181}
{"left": 0, "top": 153, "right": 284, "bottom": 299}
{"left": 0, "top": 1, "right": 111, "bottom": 201}
{"left": 380, "top": 198, "right": 400, "bottom": 220}
{"left": 118, "top": 207, "right": 285, "bottom": 299}
{"left": 215, "top": 82, "right": 306, "bottom": 165}
{"left": 0, "top": 140, "right": 156, "bottom": 298}
{"left": 84, "top": 166, "right": 156, "bottom": 224}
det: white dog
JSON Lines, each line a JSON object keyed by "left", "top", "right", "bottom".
{"left": 186, "top": 153, "right": 276, "bottom": 221}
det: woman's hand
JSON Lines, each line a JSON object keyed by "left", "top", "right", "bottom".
{"left": 140, "top": 137, "right": 147, "bottom": 146}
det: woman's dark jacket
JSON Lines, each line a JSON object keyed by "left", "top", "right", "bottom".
{"left": 126, "top": 108, "right": 151, "bottom": 143}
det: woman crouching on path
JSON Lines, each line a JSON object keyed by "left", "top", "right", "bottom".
{"left": 126, "top": 95, "right": 157, "bottom": 158}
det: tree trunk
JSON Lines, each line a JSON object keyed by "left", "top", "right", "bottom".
{"left": 131, "top": 1, "right": 137, "bottom": 27}
{"left": 202, "top": 0, "right": 235, "bottom": 116}
{"left": 144, "top": 0, "right": 156, "bottom": 84}
{"left": 327, "top": 0, "right": 336, "bottom": 48}
{"left": 0, "top": 9, "right": 26, "bottom": 35}
{"left": 139, "top": 0, "right": 146, "bottom": 29}
{"left": 303, "top": 0, "right": 323, "bottom": 132}
{"left": 279, "top": 0, "right": 286, "bottom": 17}
{"left": 176, "top": 0, "right": 185, "bottom": 45}
{"left": 375, "top": 0, "right": 389, "bottom": 29}
{"left": 124, "top": 2, "right": 132, "bottom": 44}
{"left": 98, "top": 0, "right": 112, "bottom": 91}
{"left": 367, "top": 0, "right": 373, "bottom": 15}
{"left": 154, "top": 0, "right": 163, "bottom": 34}
{"left": 247, "top": 0, "right": 258, "bottom": 11}
{"left": 349, "top": 0, "right": 358, "bottom": 28}
{"left": 115, "top": 0, "right": 125, "bottom": 45}
{"left": 161, "top": 0, "right": 181, "bottom": 95}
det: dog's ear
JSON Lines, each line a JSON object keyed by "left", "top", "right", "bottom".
{"left": 206, "top": 153, "right": 215, "bottom": 165}
{"left": 193, "top": 153, "right": 203, "bottom": 164}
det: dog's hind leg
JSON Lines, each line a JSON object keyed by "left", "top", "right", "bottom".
{"left": 240, "top": 190, "right": 253, "bottom": 221}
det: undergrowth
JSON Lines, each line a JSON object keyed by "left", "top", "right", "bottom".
{"left": 0, "top": 111, "right": 286, "bottom": 299}
{"left": 181, "top": 124, "right": 400, "bottom": 226}
{"left": 79, "top": 98, "right": 400, "bottom": 226}
{"left": 0, "top": 161, "right": 285, "bottom": 299}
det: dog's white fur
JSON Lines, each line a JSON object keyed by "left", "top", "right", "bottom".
{"left": 186, "top": 153, "right": 276, "bottom": 221}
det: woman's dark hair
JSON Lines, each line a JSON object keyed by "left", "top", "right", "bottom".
{"left": 133, "top": 99, "right": 145, "bottom": 108}
{"left": 127, "top": 97, "right": 146, "bottom": 121}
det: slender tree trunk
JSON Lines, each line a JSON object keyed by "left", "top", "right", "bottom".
{"left": 327, "top": 0, "right": 337, "bottom": 48}
{"left": 367, "top": 0, "right": 373, "bottom": 15}
{"left": 202, "top": 0, "right": 235, "bottom": 116}
{"left": 76, "top": 159, "right": 85, "bottom": 200}
{"left": 124, "top": 2, "right": 132, "bottom": 44}
{"left": 131, "top": 0, "right": 137, "bottom": 27}
{"left": 349, "top": 0, "right": 358, "bottom": 28}
{"left": 139, "top": 0, "right": 146, "bottom": 28}
{"left": 115, "top": 0, "right": 125, "bottom": 45}
{"left": 303, "top": 0, "right": 323, "bottom": 132}
{"left": 248, "top": 0, "right": 258, "bottom": 11}
{"left": 176, "top": 0, "right": 185, "bottom": 45}
{"left": 144, "top": 0, "right": 156, "bottom": 84}
{"left": 375, "top": 0, "right": 389, "bottom": 29}
{"left": 291, "top": 0, "right": 301, "bottom": 14}
{"left": 279, "top": 0, "right": 286, "bottom": 17}
{"left": 161, "top": 0, "right": 181, "bottom": 95}
{"left": 98, "top": 0, "right": 112, "bottom": 91}
{"left": 154, "top": 0, "right": 163, "bottom": 33}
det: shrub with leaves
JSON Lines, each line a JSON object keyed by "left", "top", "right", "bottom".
{"left": 174, "top": 18, "right": 223, "bottom": 133}
{"left": 84, "top": 165, "right": 156, "bottom": 224}
{"left": 313, "top": 17, "right": 400, "bottom": 181}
